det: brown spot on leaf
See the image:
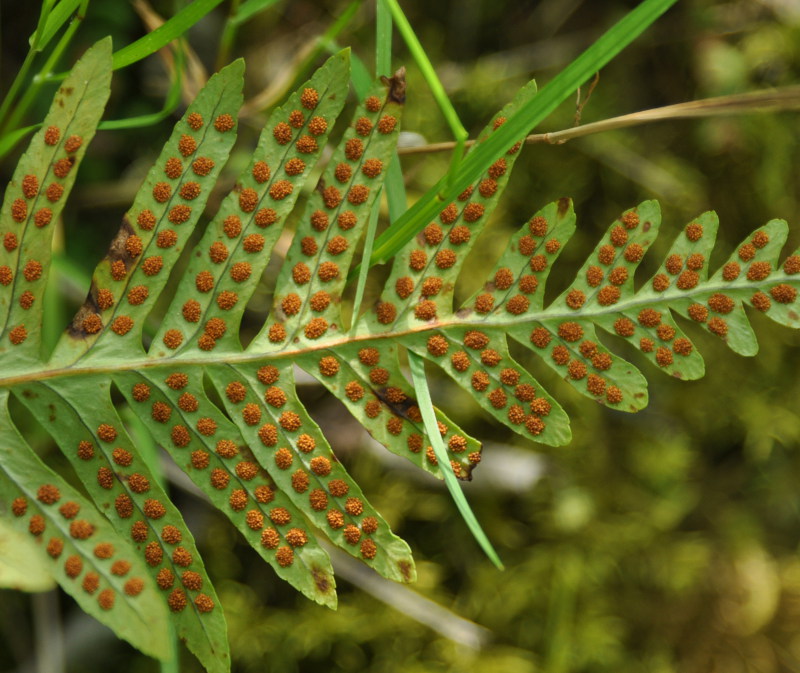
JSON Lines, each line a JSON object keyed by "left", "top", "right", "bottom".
{"left": 380, "top": 66, "right": 407, "bottom": 103}
{"left": 312, "top": 567, "right": 332, "bottom": 593}
{"left": 398, "top": 560, "right": 413, "bottom": 581}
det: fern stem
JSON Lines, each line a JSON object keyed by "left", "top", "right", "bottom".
{"left": 32, "top": 590, "right": 65, "bottom": 673}
{"left": 395, "top": 87, "right": 800, "bottom": 156}
{"left": 0, "top": 262, "right": 787, "bottom": 389}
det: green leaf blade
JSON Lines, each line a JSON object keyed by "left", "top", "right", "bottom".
{"left": 49, "top": 59, "right": 246, "bottom": 366}
{"left": 114, "top": 367, "right": 338, "bottom": 609}
{"left": 407, "top": 329, "right": 572, "bottom": 447}
{"left": 250, "top": 69, "right": 405, "bottom": 352}
{"left": 207, "top": 361, "right": 416, "bottom": 584}
{"left": 0, "top": 515, "right": 56, "bottom": 592}
{"left": 14, "top": 378, "right": 230, "bottom": 673}
{"left": 357, "top": 79, "right": 536, "bottom": 333}
{"left": 0, "top": 38, "right": 112, "bottom": 367}
{"left": 296, "top": 341, "right": 483, "bottom": 479}
{"left": 153, "top": 50, "right": 352, "bottom": 356}
{"left": 0, "top": 391, "right": 172, "bottom": 661}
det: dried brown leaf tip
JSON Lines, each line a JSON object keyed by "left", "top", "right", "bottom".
{"left": 381, "top": 66, "right": 407, "bottom": 104}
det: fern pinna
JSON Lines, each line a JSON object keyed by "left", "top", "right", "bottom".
{"left": 1, "top": 39, "right": 799, "bottom": 670}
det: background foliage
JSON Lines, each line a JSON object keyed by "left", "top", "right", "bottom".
{"left": 3, "top": 1, "right": 800, "bottom": 672}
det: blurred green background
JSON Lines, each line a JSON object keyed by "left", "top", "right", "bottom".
{"left": 4, "top": 1, "right": 800, "bottom": 671}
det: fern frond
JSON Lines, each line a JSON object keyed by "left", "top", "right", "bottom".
{"left": 153, "top": 50, "right": 351, "bottom": 355}
{"left": 3, "top": 34, "right": 800, "bottom": 673}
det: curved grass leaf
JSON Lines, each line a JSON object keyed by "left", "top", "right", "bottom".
{"left": 367, "top": 0, "right": 679, "bottom": 268}
{"left": 111, "top": 0, "right": 227, "bottom": 71}
{"left": 407, "top": 351, "right": 503, "bottom": 569}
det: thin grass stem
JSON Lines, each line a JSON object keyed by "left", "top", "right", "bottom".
{"left": 4, "top": 0, "right": 88, "bottom": 134}
{"left": 381, "top": 0, "right": 467, "bottom": 196}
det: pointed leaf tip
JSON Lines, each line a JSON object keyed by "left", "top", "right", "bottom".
{"left": 220, "top": 57, "right": 246, "bottom": 77}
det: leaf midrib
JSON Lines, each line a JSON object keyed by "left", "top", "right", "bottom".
{"left": 2, "top": 273, "right": 784, "bottom": 388}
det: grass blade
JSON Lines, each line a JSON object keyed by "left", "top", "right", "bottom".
{"left": 99, "top": 42, "right": 185, "bottom": 131}
{"left": 32, "top": 0, "right": 83, "bottom": 51}
{"left": 112, "top": 0, "right": 226, "bottom": 70}
{"left": 230, "top": 0, "right": 283, "bottom": 26}
{"left": 368, "top": 0, "right": 679, "bottom": 267}
{"left": 407, "top": 351, "right": 504, "bottom": 569}
{"left": 381, "top": 0, "right": 467, "bottom": 196}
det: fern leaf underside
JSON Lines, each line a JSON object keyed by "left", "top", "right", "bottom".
{"left": 2, "top": 39, "right": 800, "bottom": 671}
